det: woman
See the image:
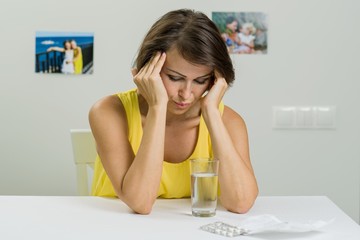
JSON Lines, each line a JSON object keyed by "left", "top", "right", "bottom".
{"left": 221, "top": 16, "right": 242, "bottom": 53}
{"left": 89, "top": 9, "right": 258, "bottom": 214}
{"left": 47, "top": 40, "right": 74, "bottom": 74}
{"left": 70, "top": 40, "right": 83, "bottom": 74}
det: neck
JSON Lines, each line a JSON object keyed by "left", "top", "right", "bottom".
{"left": 165, "top": 107, "right": 200, "bottom": 126}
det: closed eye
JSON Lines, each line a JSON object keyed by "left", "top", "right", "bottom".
{"left": 168, "top": 75, "right": 184, "bottom": 81}
{"left": 194, "top": 78, "right": 211, "bottom": 85}
{"left": 167, "top": 74, "right": 211, "bottom": 85}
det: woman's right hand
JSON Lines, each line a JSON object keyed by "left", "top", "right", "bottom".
{"left": 132, "top": 52, "right": 168, "bottom": 108}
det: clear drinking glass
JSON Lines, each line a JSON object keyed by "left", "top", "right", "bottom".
{"left": 190, "top": 158, "right": 219, "bottom": 217}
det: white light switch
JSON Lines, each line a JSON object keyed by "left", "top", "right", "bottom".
{"left": 296, "top": 107, "right": 314, "bottom": 128}
{"left": 315, "top": 106, "right": 336, "bottom": 128}
{"left": 273, "top": 106, "right": 336, "bottom": 129}
{"left": 273, "top": 107, "right": 295, "bottom": 128}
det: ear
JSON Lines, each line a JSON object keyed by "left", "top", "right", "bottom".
{"left": 131, "top": 68, "right": 138, "bottom": 77}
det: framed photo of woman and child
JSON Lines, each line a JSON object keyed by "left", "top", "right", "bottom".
{"left": 212, "top": 12, "right": 268, "bottom": 55}
{"left": 35, "top": 31, "right": 94, "bottom": 74}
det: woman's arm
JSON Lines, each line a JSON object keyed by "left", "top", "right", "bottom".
{"left": 201, "top": 72, "right": 258, "bottom": 214}
{"left": 89, "top": 52, "right": 168, "bottom": 214}
{"left": 47, "top": 46, "right": 65, "bottom": 52}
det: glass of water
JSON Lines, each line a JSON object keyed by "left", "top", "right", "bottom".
{"left": 190, "top": 158, "right": 219, "bottom": 217}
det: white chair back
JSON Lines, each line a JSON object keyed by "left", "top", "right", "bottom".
{"left": 70, "top": 129, "right": 97, "bottom": 196}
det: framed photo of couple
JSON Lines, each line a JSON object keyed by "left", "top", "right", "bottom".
{"left": 35, "top": 31, "right": 94, "bottom": 75}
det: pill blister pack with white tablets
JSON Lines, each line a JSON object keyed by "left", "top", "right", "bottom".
{"left": 200, "top": 215, "right": 333, "bottom": 237}
{"left": 200, "top": 221, "right": 248, "bottom": 237}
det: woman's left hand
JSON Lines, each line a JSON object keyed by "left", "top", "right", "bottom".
{"left": 201, "top": 70, "right": 228, "bottom": 112}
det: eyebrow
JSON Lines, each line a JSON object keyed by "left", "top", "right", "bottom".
{"left": 165, "top": 68, "right": 213, "bottom": 79}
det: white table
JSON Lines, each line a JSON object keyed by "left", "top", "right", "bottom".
{"left": 0, "top": 196, "right": 359, "bottom": 239}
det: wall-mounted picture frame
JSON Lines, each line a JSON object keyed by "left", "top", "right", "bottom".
{"left": 35, "top": 31, "right": 94, "bottom": 74}
{"left": 212, "top": 12, "right": 268, "bottom": 55}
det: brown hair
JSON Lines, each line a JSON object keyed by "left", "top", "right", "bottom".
{"left": 134, "top": 9, "right": 235, "bottom": 86}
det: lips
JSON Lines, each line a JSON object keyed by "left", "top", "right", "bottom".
{"left": 174, "top": 101, "right": 190, "bottom": 108}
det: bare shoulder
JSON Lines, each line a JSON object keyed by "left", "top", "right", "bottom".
{"left": 222, "top": 105, "right": 247, "bottom": 131}
{"left": 89, "top": 94, "right": 127, "bottom": 134}
{"left": 89, "top": 95, "right": 124, "bottom": 119}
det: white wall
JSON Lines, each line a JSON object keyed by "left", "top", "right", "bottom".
{"left": 0, "top": 0, "right": 359, "bottom": 222}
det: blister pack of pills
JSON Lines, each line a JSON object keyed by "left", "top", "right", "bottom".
{"left": 200, "top": 215, "right": 333, "bottom": 237}
{"left": 200, "top": 221, "right": 248, "bottom": 237}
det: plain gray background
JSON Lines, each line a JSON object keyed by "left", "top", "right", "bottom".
{"left": 0, "top": 0, "right": 359, "bottom": 223}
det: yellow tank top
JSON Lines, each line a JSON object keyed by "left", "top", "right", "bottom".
{"left": 73, "top": 48, "right": 83, "bottom": 74}
{"left": 91, "top": 89, "right": 224, "bottom": 198}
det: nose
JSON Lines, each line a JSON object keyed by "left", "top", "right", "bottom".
{"left": 178, "top": 82, "right": 192, "bottom": 100}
